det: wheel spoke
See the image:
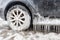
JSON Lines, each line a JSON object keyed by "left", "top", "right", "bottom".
{"left": 11, "top": 17, "right": 14, "bottom": 19}
{"left": 17, "top": 21, "right": 18, "bottom": 27}
{"left": 20, "top": 21, "right": 23, "bottom": 24}
{"left": 13, "top": 21, "right": 16, "bottom": 25}
{"left": 17, "top": 9, "right": 18, "bottom": 16}
{"left": 20, "top": 13, "right": 24, "bottom": 17}
{"left": 11, "top": 13, "right": 14, "bottom": 17}
{"left": 20, "top": 16, "right": 25, "bottom": 19}
{"left": 18, "top": 22, "right": 20, "bottom": 26}
{"left": 18, "top": 11, "right": 21, "bottom": 17}
{"left": 19, "top": 21, "right": 22, "bottom": 26}
{"left": 12, "top": 11, "right": 16, "bottom": 17}
{"left": 14, "top": 10, "right": 17, "bottom": 15}
{"left": 19, "top": 21, "right": 21, "bottom": 26}
{"left": 21, "top": 18, "right": 25, "bottom": 21}
{"left": 10, "top": 15, "right": 15, "bottom": 18}
{"left": 20, "top": 20, "right": 24, "bottom": 23}
{"left": 10, "top": 19, "right": 15, "bottom": 21}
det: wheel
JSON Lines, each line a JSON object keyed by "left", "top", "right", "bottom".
{"left": 6, "top": 5, "right": 31, "bottom": 31}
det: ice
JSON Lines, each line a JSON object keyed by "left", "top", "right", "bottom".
{"left": 0, "top": 30, "right": 60, "bottom": 40}
{"left": 0, "top": 17, "right": 8, "bottom": 28}
{"left": 14, "top": 33, "right": 25, "bottom": 40}
{"left": 0, "top": 37, "right": 3, "bottom": 40}
{"left": 0, "top": 17, "right": 60, "bottom": 40}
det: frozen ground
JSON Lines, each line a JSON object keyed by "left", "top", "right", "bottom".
{"left": 0, "top": 17, "right": 60, "bottom": 40}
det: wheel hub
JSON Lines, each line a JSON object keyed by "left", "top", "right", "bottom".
{"left": 7, "top": 6, "right": 31, "bottom": 30}
{"left": 10, "top": 8, "right": 25, "bottom": 27}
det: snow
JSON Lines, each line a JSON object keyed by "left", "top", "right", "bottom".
{"left": 0, "top": 17, "right": 8, "bottom": 28}
{"left": 3, "top": 32, "right": 60, "bottom": 40}
{"left": 0, "top": 37, "right": 3, "bottom": 40}
{"left": 0, "top": 30, "right": 60, "bottom": 40}
{"left": 0, "top": 17, "right": 60, "bottom": 40}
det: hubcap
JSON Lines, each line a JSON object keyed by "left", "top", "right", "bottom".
{"left": 7, "top": 5, "right": 31, "bottom": 30}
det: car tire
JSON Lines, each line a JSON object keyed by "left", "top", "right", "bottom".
{"left": 6, "top": 4, "right": 31, "bottom": 31}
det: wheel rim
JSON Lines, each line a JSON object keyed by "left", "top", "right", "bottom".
{"left": 7, "top": 5, "right": 31, "bottom": 30}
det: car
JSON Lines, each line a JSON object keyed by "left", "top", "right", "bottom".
{"left": 0, "top": 0, "right": 60, "bottom": 32}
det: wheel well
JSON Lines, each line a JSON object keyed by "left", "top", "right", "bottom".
{"left": 4, "top": 1, "right": 33, "bottom": 30}
{"left": 4, "top": 1, "right": 32, "bottom": 20}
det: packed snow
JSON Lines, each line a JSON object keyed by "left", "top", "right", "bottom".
{"left": 0, "top": 17, "right": 60, "bottom": 40}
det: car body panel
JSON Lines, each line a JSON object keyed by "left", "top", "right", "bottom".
{"left": 0, "top": 0, "right": 60, "bottom": 32}
{"left": 0, "top": 0, "right": 37, "bottom": 20}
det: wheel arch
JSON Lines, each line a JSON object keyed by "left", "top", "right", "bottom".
{"left": 4, "top": 1, "right": 33, "bottom": 30}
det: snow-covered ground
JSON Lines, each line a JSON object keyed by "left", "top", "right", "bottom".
{"left": 0, "top": 17, "right": 60, "bottom": 40}
{"left": 0, "top": 29, "right": 60, "bottom": 40}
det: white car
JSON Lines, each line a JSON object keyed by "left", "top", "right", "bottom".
{"left": 0, "top": 0, "right": 60, "bottom": 32}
